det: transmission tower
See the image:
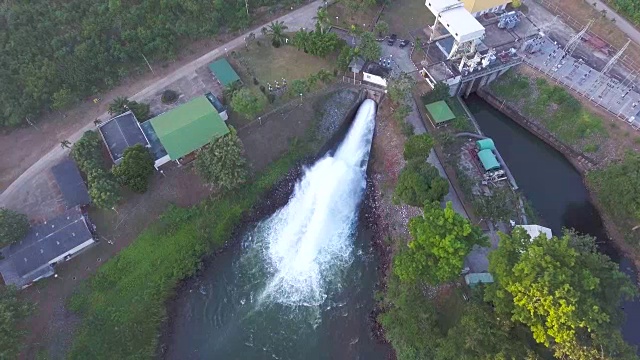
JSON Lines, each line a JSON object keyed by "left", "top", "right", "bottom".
{"left": 563, "top": 20, "right": 593, "bottom": 57}
{"left": 588, "top": 39, "right": 631, "bottom": 99}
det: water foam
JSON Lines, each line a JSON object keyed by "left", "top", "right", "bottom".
{"left": 257, "top": 99, "right": 377, "bottom": 307}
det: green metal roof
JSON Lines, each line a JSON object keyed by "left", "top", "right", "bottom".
{"left": 465, "top": 273, "right": 494, "bottom": 287}
{"left": 477, "top": 149, "right": 500, "bottom": 171}
{"left": 425, "top": 100, "right": 455, "bottom": 124}
{"left": 476, "top": 138, "right": 495, "bottom": 151}
{"left": 150, "top": 96, "right": 229, "bottom": 160}
{"left": 208, "top": 58, "right": 240, "bottom": 87}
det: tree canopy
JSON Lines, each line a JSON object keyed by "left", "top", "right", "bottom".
{"left": 487, "top": 228, "right": 637, "bottom": 359}
{"left": 70, "top": 131, "right": 104, "bottom": 173}
{"left": 108, "top": 97, "right": 151, "bottom": 122}
{"left": 195, "top": 127, "right": 249, "bottom": 191}
{"left": 0, "top": 286, "right": 32, "bottom": 359}
{"left": 357, "top": 32, "right": 382, "bottom": 61}
{"left": 393, "top": 159, "right": 448, "bottom": 207}
{"left": 266, "top": 21, "right": 288, "bottom": 47}
{"left": 89, "top": 173, "right": 121, "bottom": 209}
{"left": 403, "top": 133, "right": 434, "bottom": 161}
{"left": 291, "top": 23, "right": 341, "bottom": 57}
{"left": 0, "top": 0, "right": 288, "bottom": 127}
{"left": 230, "top": 88, "right": 266, "bottom": 119}
{"left": 0, "top": 208, "right": 30, "bottom": 247}
{"left": 112, "top": 144, "right": 155, "bottom": 193}
{"left": 393, "top": 202, "right": 486, "bottom": 284}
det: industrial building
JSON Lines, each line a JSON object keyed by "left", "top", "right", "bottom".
{"left": 419, "top": 0, "right": 538, "bottom": 97}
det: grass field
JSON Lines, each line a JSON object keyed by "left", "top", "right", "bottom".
{"left": 380, "top": 0, "right": 434, "bottom": 38}
{"left": 234, "top": 44, "right": 337, "bottom": 84}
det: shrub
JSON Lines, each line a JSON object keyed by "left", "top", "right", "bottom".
{"left": 71, "top": 131, "right": 104, "bottom": 173}
{"left": 0, "top": 286, "right": 33, "bottom": 359}
{"left": 161, "top": 89, "right": 178, "bottom": 104}
{"left": 230, "top": 88, "right": 266, "bottom": 119}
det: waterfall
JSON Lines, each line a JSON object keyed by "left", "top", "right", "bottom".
{"left": 252, "top": 99, "right": 377, "bottom": 307}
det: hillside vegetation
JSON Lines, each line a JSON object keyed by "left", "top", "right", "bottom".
{"left": 0, "top": 0, "right": 293, "bottom": 127}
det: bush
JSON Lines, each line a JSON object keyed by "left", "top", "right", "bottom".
{"left": 393, "top": 159, "right": 448, "bottom": 207}
{"left": 403, "top": 134, "right": 434, "bottom": 160}
{"left": 111, "top": 144, "right": 155, "bottom": 193}
{"left": 71, "top": 131, "right": 104, "bottom": 173}
{"left": 0, "top": 208, "right": 29, "bottom": 247}
{"left": 253, "top": 77, "right": 259, "bottom": 85}
{"left": 161, "top": 89, "right": 179, "bottom": 104}
{"left": 0, "top": 286, "right": 33, "bottom": 359}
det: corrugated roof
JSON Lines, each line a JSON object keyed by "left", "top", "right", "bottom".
{"left": 477, "top": 149, "right": 500, "bottom": 171}
{"left": 208, "top": 58, "right": 241, "bottom": 87}
{"left": 150, "top": 96, "right": 229, "bottom": 160}
{"left": 98, "top": 111, "right": 149, "bottom": 163}
{"left": 426, "top": 100, "right": 456, "bottom": 123}
{"left": 476, "top": 138, "right": 496, "bottom": 151}
{"left": 51, "top": 158, "right": 91, "bottom": 208}
{"left": 0, "top": 206, "right": 94, "bottom": 287}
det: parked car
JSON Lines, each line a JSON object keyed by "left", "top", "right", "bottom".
{"left": 399, "top": 39, "right": 410, "bottom": 48}
{"left": 387, "top": 34, "right": 397, "bottom": 46}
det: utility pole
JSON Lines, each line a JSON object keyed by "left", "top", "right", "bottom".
{"left": 141, "top": 53, "right": 155, "bottom": 76}
{"left": 25, "top": 117, "right": 39, "bottom": 131}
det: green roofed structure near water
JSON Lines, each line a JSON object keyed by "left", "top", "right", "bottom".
{"left": 208, "top": 58, "right": 241, "bottom": 87}
{"left": 150, "top": 96, "right": 230, "bottom": 160}
{"left": 477, "top": 149, "right": 501, "bottom": 172}
{"left": 425, "top": 100, "right": 455, "bottom": 125}
{"left": 476, "top": 138, "right": 496, "bottom": 151}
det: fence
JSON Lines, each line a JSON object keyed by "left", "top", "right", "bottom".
{"left": 534, "top": 0, "right": 640, "bottom": 73}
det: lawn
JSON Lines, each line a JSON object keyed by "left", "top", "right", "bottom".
{"left": 380, "top": 0, "right": 435, "bottom": 38}
{"left": 232, "top": 44, "right": 337, "bottom": 84}
{"left": 327, "top": 1, "right": 381, "bottom": 31}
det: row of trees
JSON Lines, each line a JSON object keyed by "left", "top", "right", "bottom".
{"left": 0, "top": 0, "right": 292, "bottom": 127}
{"left": 292, "top": 23, "right": 341, "bottom": 57}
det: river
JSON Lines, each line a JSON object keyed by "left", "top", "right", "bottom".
{"left": 165, "top": 100, "right": 390, "bottom": 360}
{"left": 466, "top": 94, "right": 640, "bottom": 349}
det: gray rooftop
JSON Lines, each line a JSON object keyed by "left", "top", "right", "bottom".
{"left": 139, "top": 121, "right": 168, "bottom": 161}
{"left": 51, "top": 158, "right": 91, "bottom": 208}
{"left": 98, "top": 111, "right": 149, "bottom": 163}
{"left": 0, "top": 206, "right": 94, "bottom": 287}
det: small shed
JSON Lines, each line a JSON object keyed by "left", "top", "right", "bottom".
{"left": 150, "top": 96, "right": 230, "bottom": 161}
{"left": 208, "top": 58, "right": 241, "bottom": 87}
{"left": 477, "top": 149, "right": 500, "bottom": 171}
{"left": 464, "top": 272, "right": 494, "bottom": 287}
{"left": 476, "top": 138, "right": 496, "bottom": 151}
{"left": 51, "top": 158, "right": 91, "bottom": 208}
{"left": 425, "top": 100, "right": 456, "bottom": 127}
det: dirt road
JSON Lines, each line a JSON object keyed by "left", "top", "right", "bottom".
{"left": 0, "top": 0, "right": 323, "bottom": 214}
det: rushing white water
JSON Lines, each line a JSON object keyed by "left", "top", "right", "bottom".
{"left": 255, "top": 99, "right": 377, "bottom": 307}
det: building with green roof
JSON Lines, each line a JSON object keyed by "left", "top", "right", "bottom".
{"left": 150, "top": 96, "right": 229, "bottom": 160}
{"left": 208, "top": 58, "right": 241, "bottom": 87}
{"left": 476, "top": 138, "right": 495, "bottom": 151}
{"left": 425, "top": 100, "right": 456, "bottom": 127}
{"left": 477, "top": 149, "right": 500, "bottom": 172}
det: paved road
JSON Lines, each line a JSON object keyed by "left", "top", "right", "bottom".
{"left": 589, "top": 0, "right": 640, "bottom": 45}
{"left": 0, "top": 0, "right": 323, "bottom": 210}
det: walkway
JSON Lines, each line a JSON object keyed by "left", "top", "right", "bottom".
{"left": 0, "top": 0, "right": 323, "bottom": 212}
{"left": 588, "top": 0, "right": 640, "bottom": 45}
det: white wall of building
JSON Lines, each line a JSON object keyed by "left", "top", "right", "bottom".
{"left": 363, "top": 72, "right": 388, "bottom": 88}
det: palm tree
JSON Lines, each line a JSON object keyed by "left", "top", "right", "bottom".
{"left": 108, "top": 96, "right": 130, "bottom": 116}
{"left": 60, "top": 140, "right": 71, "bottom": 149}
{"left": 267, "top": 21, "right": 288, "bottom": 48}
{"left": 314, "top": 8, "right": 331, "bottom": 33}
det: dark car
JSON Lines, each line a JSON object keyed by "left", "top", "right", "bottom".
{"left": 387, "top": 34, "right": 397, "bottom": 46}
{"left": 399, "top": 39, "right": 410, "bottom": 48}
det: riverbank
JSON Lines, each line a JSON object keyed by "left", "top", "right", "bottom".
{"left": 480, "top": 69, "right": 640, "bottom": 273}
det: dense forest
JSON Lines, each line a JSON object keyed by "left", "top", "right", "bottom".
{"left": 0, "top": 0, "right": 297, "bottom": 127}
{"left": 608, "top": 0, "right": 640, "bottom": 25}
